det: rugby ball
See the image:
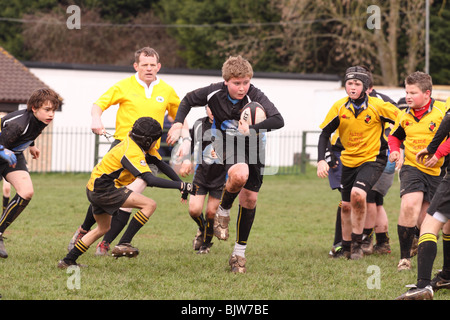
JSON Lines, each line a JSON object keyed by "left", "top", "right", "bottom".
{"left": 240, "top": 102, "right": 266, "bottom": 125}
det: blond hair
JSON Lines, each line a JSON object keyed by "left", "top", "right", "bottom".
{"left": 221, "top": 55, "right": 253, "bottom": 81}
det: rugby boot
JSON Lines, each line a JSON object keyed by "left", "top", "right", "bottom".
{"left": 0, "top": 234, "right": 7, "bottom": 258}
{"left": 68, "top": 226, "right": 88, "bottom": 252}
{"left": 397, "top": 258, "right": 412, "bottom": 271}
{"left": 361, "top": 234, "right": 373, "bottom": 255}
{"left": 430, "top": 270, "right": 450, "bottom": 292}
{"left": 197, "top": 242, "right": 213, "bottom": 254}
{"left": 395, "top": 285, "right": 433, "bottom": 300}
{"left": 214, "top": 205, "right": 230, "bottom": 240}
{"left": 229, "top": 254, "right": 246, "bottom": 273}
{"left": 95, "top": 240, "right": 110, "bottom": 256}
{"left": 111, "top": 243, "right": 139, "bottom": 258}
{"left": 373, "top": 242, "right": 391, "bottom": 255}
{"left": 193, "top": 228, "right": 204, "bottom": 250}
{"left": 328, "top": 242, "right": 345, "bottom": 259}
{"left": 57, "top": 259, "right": 88, "bottom": 269}
{"left": 350, "top": 241, "right": 364, "bottom": 260}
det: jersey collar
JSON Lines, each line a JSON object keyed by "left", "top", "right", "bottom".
{"left": 134, "top": 73, "right": 160, "bottom": 99}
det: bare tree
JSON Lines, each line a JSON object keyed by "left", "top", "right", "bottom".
{"left": 21, "top": 6, "right": 185, "bottom": 68}
{"left": 220, "top": 0, "right": 427, "bottom": 86}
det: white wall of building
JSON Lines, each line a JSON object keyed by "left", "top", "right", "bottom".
{"left": 30, "top": 67, "right": 449, "bottom": 171}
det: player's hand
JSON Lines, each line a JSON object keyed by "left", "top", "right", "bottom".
{"left": 389, "top": 151, "right": 402, "bottom": 170}
{"left": 0, "top": 146, "right": 17, "bottom": 167}
{"left": 238, "top": 120, "right": 250, "bottom": 136}
{"left": 91, "top": 117, "right": 105, "bottom": 135}
{"left": 416, "top": 148, "right": 431, "bottom": 164}
{"left": 179, "top": 160, "right": 193, "bottom": 177}
{"left": 317, "top": 160, "right": 329, "bottom": 178}
{"left": 417, "top": 148, "right": 439, "bottom": 167}
{"left": 29, "top": 145, "right": 40, "bottom": 160}
{"left": 181, "top": 182, "right": 198, "bottom": 201}
{"left": 167, "top": 122, "right": 183, "bottom": 146}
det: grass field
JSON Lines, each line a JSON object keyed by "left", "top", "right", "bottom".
{"left": 1, "top": 166, "right": 449, "bottom": 303}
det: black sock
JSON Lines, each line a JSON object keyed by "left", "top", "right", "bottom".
{"left": 417, "top": 233, "right": 438, "bottom": 288}
{"left": 398, "top": 225, "right": 416, "bottom": 259}
{"left": 204, "top": 218, "right": 214, "bottom": 244}
{"left": 0, "top": 194, "right": 30, "bottom": 233}
{"left": 118, "top": 210, "right": 149, "bottom": 244}
{"left": 236, "top": 206, "right": 256, "bottom": 245}
{"left": 442, "top": 233, "right": 450, "bottom": 277}
{"left": 80, "top": 205, "right": 97, "bottom": 231}
{"left": 363, "top": 228, "right": 374, "bottom": 239}
{"left": 375, "top": 232, "right": 389, "bottom": 244}
{"left": 2, "top": 196, "right": 9, "bottom": 212}
{"left": 342, "top": 240, "right": 351, "bottom": 253}
{"left": 103, "top": 209, "right": 131, "bottom": 243}
{"left": 191, "top": 213, "right": 205, "bottom": 230}
{"left": 333, "top": 202, "right": 342, "bottom": 245}
{"left": 220, "top": 189, "right": 239, "bottom": 210}
{"left": 351, "top": 232, "right": 363, "bottom": 244}
{"left": 64, "top": 239, "right": 89, "bottom": 263}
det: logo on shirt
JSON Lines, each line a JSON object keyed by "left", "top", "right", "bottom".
{"left": 156, "top": 96, "right": 164, "bottom": 103}
{"left": 429, "top": 121, "right": 436, "bottom": 132}
{"left": 364, "top": 114, "right": 372, "bottom": 124}
{"left": 140, "top": 160, "right": 147, "bottom": 166}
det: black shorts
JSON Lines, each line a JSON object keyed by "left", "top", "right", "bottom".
{"left": 341, "top": 161, "right": 385, "bottom": 202}
{"left": 399, "top": 165, "right": 441, "bottom": 202}
{"left": 427, "top": 172, "right": 450, "bottom": 222}
{"left": 0, "top": 153, "right": 29, "bottom": 179}
{"left": 367, "top": 190, "right": 384, "bottom": 206}
{"left": 195, "top": 184, "right": 224, "bottom": 199}
{"left": 86, "top": 187, "right": 133, "bottom": 216}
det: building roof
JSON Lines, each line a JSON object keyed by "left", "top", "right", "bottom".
{"left": 0, "top": 47, "right": 55, "bottom": 104}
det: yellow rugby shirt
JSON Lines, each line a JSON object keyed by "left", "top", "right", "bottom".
{"left": 87, "top": 135, "right": 161, "bottom": 191}
{"left": 95, "top": 74, "right": 180, "bottom": 148}
{"left": 390, "top": 99, "right": 447, "bottom": 176}
{"left": 320, "top": 96, "right": 399, "bottom": 168}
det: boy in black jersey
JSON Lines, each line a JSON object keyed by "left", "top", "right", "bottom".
{"left": 167, "top": 56, "right": 284, "bottom": 273}
{"left": 0, "top": 88, "right": 62, "bottom": 258}
{"left": 179, "top": 106, "right": 227, "bottom": 254}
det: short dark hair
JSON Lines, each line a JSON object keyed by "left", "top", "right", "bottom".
{"left": 134, "top": 47, "right": 160, "bottom": 64}
{"left": 405, "top": 71, "right": 432, "bottom": 93}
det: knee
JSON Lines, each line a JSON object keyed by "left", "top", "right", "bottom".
{"left": 350, "top": 189, "right": 366, "bottom": 209}
{"left": 19, "top": 190, "right": 33, "bottom": 201}
{"left": 229, "top": 171, "right": 248, "bottom": 189}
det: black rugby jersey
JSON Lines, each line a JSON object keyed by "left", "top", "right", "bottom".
{"left": 0, "top": 109, "right": 48, "bottom": 154}
{"left": 174, "top": 82, "right": 283, "bottom": 135}
{"left": 190, "top": 116, "right": 226, "bottom": 190}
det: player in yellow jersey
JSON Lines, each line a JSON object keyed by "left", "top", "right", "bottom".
{"left": 317, "top": 66, "right": 399, "bottom": 260}
{"left": 396, "top": 98, "right": 450, "bottom": 300}
{"left": 58, "top": 117, "right": 197, "bottom": 268}
{"left": 67, "top": 47, "right": 188, "bottom": 255}
{"left": 388, "top": 71, "right": 448, "bottom": 271}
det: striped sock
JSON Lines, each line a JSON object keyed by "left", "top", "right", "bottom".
{"left": 417, "top": 233, "right": 438, "bottom": 288}
{"left": 118, "top": 210, "right": 149, "bottom": 244}
{"left": 442, "top": 233, "right": 450, "bottom": 276}
{"left": 65, "top": 239, "right": 89, "bottom": 263}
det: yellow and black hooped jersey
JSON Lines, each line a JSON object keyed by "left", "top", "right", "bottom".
{"left": 320, "top": 96, "right": 399, "bottom": 168}
{"left": 390, "top": 99, "right": 448, "bottom": 176}
{"left": 87, "top": 135, "right": 161, "bottom": 192}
